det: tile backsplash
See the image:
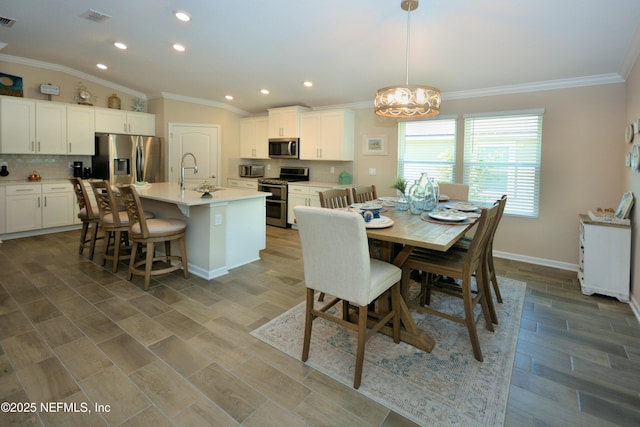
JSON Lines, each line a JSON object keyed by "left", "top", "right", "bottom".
{"left": 0, "top": 154, "right": 91, "bottom": 181}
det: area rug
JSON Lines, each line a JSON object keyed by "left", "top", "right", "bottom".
{"left": 251, "top": 277, "right": 526, "bottom": 426}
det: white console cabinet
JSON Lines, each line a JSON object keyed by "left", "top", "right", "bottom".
{"left": 578, "top": 214, "right": 631, "bottom": 302}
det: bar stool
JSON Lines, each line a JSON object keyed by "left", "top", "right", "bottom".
{"left": 118, "top": 185, "right": 189, "bottom": 290}
{"left": 90, "top": 180, "right": 140, "bottom": 273}
{"left": 69, "top": 177, "right": 100, "bottom": 259}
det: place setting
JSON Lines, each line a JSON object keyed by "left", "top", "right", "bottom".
{"left": 421, "top": 202, "right": 481, "bottom": 225}
{"left": 347, "top": 202, "right": 394, "bottom": 228}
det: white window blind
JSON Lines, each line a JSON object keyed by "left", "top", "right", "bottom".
{"left": 398, "top": 119, "right": 456, "bottom": 186}
{"left": 463, "top": 112, "right": 543, "bottom": 217}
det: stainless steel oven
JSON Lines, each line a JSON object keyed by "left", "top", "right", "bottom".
{"left": 258, "top": 167, "right": 309, "bottom": 228}
{"left": 258, "top": 181, "right": 288, "bottom": 228}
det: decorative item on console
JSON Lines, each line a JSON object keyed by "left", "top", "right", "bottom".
{"left": 74, "top": 82, "right": 96, "bottom": 105}
{"left": 132, "top": 97, "right": 145, "bottom": 112}
{"left": 107, "top": 93, "right": 121, "bottom": 109}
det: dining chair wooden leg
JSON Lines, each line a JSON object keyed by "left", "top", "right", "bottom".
{"left": 354, "top": 303, "right": 368, "bottom": 389}
{"left": 479, "top": 262, "right": 498, "bottom": 324}
{"left": 302, "top": 288, "right": 315, "bottom": 362}
{"left": 488, "top": 255, "right": 503, "bottom": 303}
{"left": 391, "top": 283, "right": 401, "bottom": 344}
{"left": 462, "top": 279, "right": 484, "bottom": 362}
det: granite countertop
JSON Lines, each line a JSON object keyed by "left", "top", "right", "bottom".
{"left": 133, "top": 182, "right": 270, "bottom": 206}
{"left": 0, "top": 178, "right": 71, "bottom": 186}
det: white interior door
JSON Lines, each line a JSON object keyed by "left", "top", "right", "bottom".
{"left": 169, "top": 124, "right": 221, "bottom": 188}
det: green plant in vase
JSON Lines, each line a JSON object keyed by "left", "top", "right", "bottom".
{"left": 392, "top": 177, "right": 409, "bottom": 210}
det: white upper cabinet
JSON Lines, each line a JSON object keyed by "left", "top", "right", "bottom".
{"left": 299, "top": 109, "right": 355, "bottom": 161}
{"left": 240, "top": 116, "right": 269, "bottom": 159}
{"left": 0, "top": 96, "right": 36, "bottom": 154}
{"left": 268, "top": 106, "right": 309, "bottom": 138}
{"left": 95, "top": 108, "right": 155, "bottom": 136}
{"left": 67, "top": 105, "right": 95, "bottom": 155}
{"left": 0, "top": 97, "right": 68, "bottom": 154}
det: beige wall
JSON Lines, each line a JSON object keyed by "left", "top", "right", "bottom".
{"left": 352, "top": 84, "right": 626, "bottom": 267}
{"left": 2, "top": 59, "right": 629, "bottom": 270}
{"left": 625, "top": 55, "right": 640, "bottom": 310}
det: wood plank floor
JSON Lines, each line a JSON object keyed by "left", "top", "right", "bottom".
{"left": 0, "top": 226, "right": 638, "bottom": 426}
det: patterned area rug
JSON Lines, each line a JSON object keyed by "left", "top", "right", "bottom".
{"left": 251, "top": 277, "right": 526, "bottom": 426}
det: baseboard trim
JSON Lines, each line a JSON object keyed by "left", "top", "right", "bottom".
{"left": 0, "top": 224, "right": 81, "bottom": 241}
{"left": 493, "top": 250, "right": 578, "bottom": 272}
{"left": 630, "top": 295, "right": 640, "bottom": 324}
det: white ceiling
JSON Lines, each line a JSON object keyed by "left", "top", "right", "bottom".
{"left": 1, "top": 0, "right": 640, "bottom": 115}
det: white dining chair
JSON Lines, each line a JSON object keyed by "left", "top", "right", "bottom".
{"left": 294, "top": 206, "right": 402, "bottom": 389}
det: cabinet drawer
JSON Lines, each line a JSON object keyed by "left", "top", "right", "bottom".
{"left": 42, "top": 182, "right": 72, "bottom": 193}
{"left": 6, "top": 184, "right": 41, "bottom": 196}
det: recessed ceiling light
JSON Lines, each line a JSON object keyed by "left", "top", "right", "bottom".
{"left": 96, "top": 63, "right": 107, "bottom": 70}
{"left": 225, "top": 95, "right": 234, "bottom": 100}
{"left": 114, "top": 41, "right": 127, "bottom": 50}
{"left": 174, "top": 10, "right": 191, "bottom": 22}
{"left": 172, "top": 43, "right": 186, "bottom": 52}
{"left": 260, "top": 89, "right": 270, "bottom": 95}
{"left": 303, "top": 81, "right": 313, "bottom": 87}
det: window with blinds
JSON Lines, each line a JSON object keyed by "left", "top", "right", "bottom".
{"left": 398, "top": 119, "right": 456, "bottom": 186}
{"left": 463, "top": 111, "right": 543, "bottom": 217}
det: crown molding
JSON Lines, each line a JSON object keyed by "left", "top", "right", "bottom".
{"left": 1, "top": 54, "right": 627, "bottom": 113}
{"left": 442, "top": 74, "right": 624, "bottom": 101}
{"left": 0, "top": 54, "right": 148, "bottom": 99}
{"left": 153, "top": 92, "right": 250, "bottom": 116}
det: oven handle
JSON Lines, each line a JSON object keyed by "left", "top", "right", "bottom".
{"left": 258, "top": 183, "right": 285, "bottom": 190}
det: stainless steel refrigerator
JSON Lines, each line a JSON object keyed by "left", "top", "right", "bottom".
{"left": 92, "top": 133, "right": 163, "bottom": 185}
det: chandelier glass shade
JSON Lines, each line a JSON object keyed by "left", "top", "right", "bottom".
{"left": 375, "top": 0, "right": 441, "bottom": 118}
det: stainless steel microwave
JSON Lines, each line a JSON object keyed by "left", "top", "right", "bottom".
{"left": 268, "top": 138, "right": 299, "bottom": 159}
{"left": 239, "top": 164, "right": 265, "bottom": 178}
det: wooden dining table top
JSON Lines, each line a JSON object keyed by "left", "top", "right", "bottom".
{"left": 365, "top": 205, "right": 477, "bottom": 252}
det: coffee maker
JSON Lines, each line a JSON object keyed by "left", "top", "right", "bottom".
{"left": 73, "top": 161, "right": 83, "bottom": 178}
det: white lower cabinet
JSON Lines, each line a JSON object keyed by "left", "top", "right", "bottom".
{"left": 5, "top": 183, "right": 74, "bottom": 233}
{"left": 578, "top": 214, "right": 631, "bottom": 302}
{"left": 287, "top": 184, "right": 330, "bottom": 225}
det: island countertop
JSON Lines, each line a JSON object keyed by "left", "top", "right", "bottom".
{"left": 131, "top": 182, "right": 270, "bottom": 206}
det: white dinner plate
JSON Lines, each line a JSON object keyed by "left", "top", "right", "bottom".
{"left": 352, "top": 202, "right": 383, "bottom": 210}
{"left": 377, "top": 197, "right": 396, "bottom": 206}
{"left": 428, "top": 211, "right": 468, "bottom": 222}
{"left": 445, "top": 202, "right": 478, "bottom": 212}
{"left": 365, "top": 215, "right": 394, "bottom": 228}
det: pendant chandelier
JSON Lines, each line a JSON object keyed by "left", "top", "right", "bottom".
{"left": 374, "top": 0, "right": 441, "bottom": 118}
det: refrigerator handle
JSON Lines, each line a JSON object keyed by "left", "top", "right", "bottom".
{"left": 136, "top": 136, "right": 144, "bottom": 182}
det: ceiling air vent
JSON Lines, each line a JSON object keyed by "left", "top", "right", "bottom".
{"left": 0, "top": 16, "right": 16, "bottom": 28}
{"left": 80, "top": 9, "right": 111, "bottom": 23}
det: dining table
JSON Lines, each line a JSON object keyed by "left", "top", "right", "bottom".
{"left": 360, "top": 201, "right": 480, "bottom": 352}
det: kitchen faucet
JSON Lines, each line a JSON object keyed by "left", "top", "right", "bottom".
{"left": 180, "top": 152, "right": 198, "bottom": 189}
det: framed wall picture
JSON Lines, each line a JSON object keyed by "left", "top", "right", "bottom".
{"left": 363, "top": 135, "right": 387, "bottom": 156}
{"left": 0, "top": 72, "right": 24, "bottom": 97}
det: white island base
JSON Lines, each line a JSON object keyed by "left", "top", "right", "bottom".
{"left": 136, "top": 183, "right": 269, "bottom": 280}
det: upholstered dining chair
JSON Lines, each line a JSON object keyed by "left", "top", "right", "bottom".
{"left": 351, "top": 185, "right": 378, "bottom": 203}
{"left": 118, "top": 185, "right": 189, "bottom": 291}
{"left": 318, "top": 188, "right": 353, "bottom": 209}
{"left": 438, "top": 182, "right": 469, "bottom": 201}
{"left": 400, "top": 202, "right": 499, "bottom": 362}
{"left": 295, "top": 206, "right": 401, "bottom": 389}
{"left": 91, "top": 180, "right": 154, "bottom": 273}
{"left": 69, "top": 177, "right": 100, "bottom": 260}
{"left": 317, "top": 187, "right": 355, "bottom": 302}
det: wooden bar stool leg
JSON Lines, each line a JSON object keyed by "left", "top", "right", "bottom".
{"left": 128, "top": 242, "right": 139, "bottom": 281}
{"left": 179, "top": 237, "right": 189, "bottom": 278}
{"left": 144, "top": 242, "right": 154, "bottom": 290}
{"left": 112, "top": 230, "right": 121, "bottom": 273}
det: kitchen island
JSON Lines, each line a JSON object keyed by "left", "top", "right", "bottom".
{"left": 133, "top": 182, "right": 269, "bottom": 280}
